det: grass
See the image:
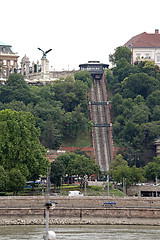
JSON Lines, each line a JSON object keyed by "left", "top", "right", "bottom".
{"left": 56, "top": 184, "right": 123, "bottom": 196}
{"left": 86, "top": 185, "right": 123, "bottom": 196}
{"left": 62, "top": 132, "right": 92, "bottom": 147}
{"left": 0, "top": 184, "right": 123, "bottom": 197}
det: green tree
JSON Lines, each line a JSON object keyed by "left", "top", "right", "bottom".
{"left": 52, "top": 79, "right": 77, "bottom": 112}
{"left": 67, "top": 154, "right": 100, "bottom": 188}
{"left": 145, "top": 157, "right": 160, "bottom": 181}
{"left": 109, "top": 154, "right": 145, "bottom": 186}
{"left": 112, "top": 58, "right": 139, "bottom": 82}
{"left": 152, "top": 106, "right": 160, "bottom": 121}
{"left": 109, "top": 154, "right": 131, "bottom": 185}
{"left": 7, "top": 168, "right": 26, "bottom": 195}
{"left": 74, "top": 71, "right": 92, "bottom": 88}
{"left": 50, "top": 159, "right": 65, "bottom": 189}
{"left": 55, "top": 152, "right": 100, "bottom": 187}
{"left": 55, "top": 152, "right": 75, "bottom": 170}
{"left": 0, "top": 109, "right": 49, "bottom": 181}
{"left": 67, "top": 154, "right": 100, "bottom": 178}
{"left": 62, "top": 106, "right": 88, "bottom": 139}
{"left": 109, "top": 46, "right": 132, "bottom": 65}
{"left": 130, "top": 165, "right": 145, "bottom": 184}
{"left": 131, "top": 103, "right": 150, "bottom": 124}
{"left": 0, "top": 74, "right": 31, "bottom": 104}
{"left": 122, "top": 120, "right": 140, "bottom": 145}
{"left": 40, "top": 120, "right": 62, "bottom": 149}
{"left": 134, "top": 95, "right": 145, "bottom": 105}
{"left": 4, "top": 101, "right": 27, "bottom": 112}
{"left": 122, "top": 73, "right": 160, "bottom": 99}
{"left": 111, "top": 93, "right": 124, "bottom": 118}
{"left": 146, "top": 90, "right": 160, "bottom": 111}
{"left": 70, "top": 105, "right": 87, "bottom": 138}
{"left": 140, "top": 121, "right": 160, "bottom": 148}
{"left": 138, "top": 60, "right": 159, "bottom": 77}
{"left": 0, "top": 166, "right": 8, "bottom": 192}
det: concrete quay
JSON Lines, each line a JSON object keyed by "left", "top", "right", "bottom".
{"left": 0, "top": 196, "right": 160, "bottom": 225}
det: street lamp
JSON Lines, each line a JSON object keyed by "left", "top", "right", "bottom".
{"left": 107, "top": 175, "right": 110, "bottom": 196}
{"left": 44, "top": 201, "right": 58, "bottom": 240}
{"left": 84, "top": 174, "right": 87, "bottom": 196}
{"left": 123, "top": 177, "right": 126, "bottom": 197}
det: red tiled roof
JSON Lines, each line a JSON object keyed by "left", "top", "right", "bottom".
{"left": 124, "top": 32, "right": 160, "bottom": 48}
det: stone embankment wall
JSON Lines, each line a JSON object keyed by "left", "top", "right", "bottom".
{"left": 0, "top": 196, "right": 160, "bottom": 225}
{"left": 0, "top": 196, "right": 159, "bottom": 208}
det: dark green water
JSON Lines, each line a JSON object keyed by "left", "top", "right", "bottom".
{"left": 0, "top": 225, "right": 160, "bottom": 239}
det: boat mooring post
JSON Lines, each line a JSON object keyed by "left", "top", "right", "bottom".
{"left": 44, "top": 201, "right": 58, "bottom": 240}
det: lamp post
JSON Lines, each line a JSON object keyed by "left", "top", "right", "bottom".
{"left": 107, "top": 175, "right": 110, "bottom": 196}
{"left": 44, "top": 201, "right": 58, "bottom": 240}
{"left": 123, "top": 177, "right": 126, "bottom": 197}
{"left": 156, "top": 176, "right": 158, "bottom": 197}
{"left": 84, "top": 174, "right": 87, "bottom": 196}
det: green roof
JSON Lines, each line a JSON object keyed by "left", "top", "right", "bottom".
{"left": 0, "top": 42, "right": 15, "bottom": 53}
{"left": 0, "top": 41, "right": 11, "bottom": 46}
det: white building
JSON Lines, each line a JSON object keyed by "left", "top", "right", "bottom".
{"left": 124, "top": 29, "right": 160, "bottom": 67}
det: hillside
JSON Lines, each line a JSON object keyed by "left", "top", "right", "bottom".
{"left": 106, "top": 47, "right": 160, "bottom": 167}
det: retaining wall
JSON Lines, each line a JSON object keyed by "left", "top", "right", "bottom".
{"left": 1, "top": 196, "right": 160, "bottom": 226}
{"left": 0, "top": 196, "right": 159, "bottom": 208}
{"left": 0, "top": 207, "right": 160, "bottom": 226}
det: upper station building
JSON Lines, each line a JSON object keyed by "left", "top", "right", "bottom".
{"left": 79, "top": 61, "right": 109, "bottom": 79}
{"left": 124, "top": 29, "right": 160, "bottom": 67}
{"left": 0, "top": 42, "right": 19, "bottom": 79}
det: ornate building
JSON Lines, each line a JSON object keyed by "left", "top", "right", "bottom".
{"left": 124, "top": 29, "right": 160, "bottom": 66}
{"left": 0, "top": 42, "right": 78, "bottom": 85}
{"left": 0, "top": 42, "right": 19, "bottom": 79}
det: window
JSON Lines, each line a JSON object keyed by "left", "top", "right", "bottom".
{"left": 157, "top": 55, "right": 160, "bottom": 62}
{"left": 145, "top": 54, "right": 150, "bottom": 59}
{"left": 136, "top": 53, "right": 141, "bottom": 59}
{"left": 3, "top": 70, "right": 6, "bottom": 77}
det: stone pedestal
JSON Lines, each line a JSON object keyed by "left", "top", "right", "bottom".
{"left": 41, "top": 57, "right": 49, "bottom": 80}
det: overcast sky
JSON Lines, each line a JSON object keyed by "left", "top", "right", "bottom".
{"left": 1, "top": 0, "right": 160, "bottom": 70}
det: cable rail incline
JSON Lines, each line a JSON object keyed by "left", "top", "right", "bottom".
{"left": 79, "top": 61, "right": 112, "bottom": 174}
{"left": 90, "top": 77, "right": 112, "bottom": 174}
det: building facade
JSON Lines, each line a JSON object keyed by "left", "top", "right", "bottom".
{"left": 124, "top": 29, "right": 160, "bottom": 67}
{"left": 0, "top": 42, "right": 19, "bottom": 79}
{"left": 0, "top": 41, "right": 78, "bottom": 85}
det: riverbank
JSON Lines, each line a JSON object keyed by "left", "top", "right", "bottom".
{"left": 0, "top": 196, "right": 160, "bottom": 226}
{"left": 1, "top": 216, "right": 160, "bottom": 226}
{"left": 1, "top": 206, "right": 160, "bottom": 226}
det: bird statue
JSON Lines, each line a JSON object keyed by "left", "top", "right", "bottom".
{"left": 38, "top": 48, "right": 52, "bottom": 58}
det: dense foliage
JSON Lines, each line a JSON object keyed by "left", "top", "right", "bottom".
{"left": 107, "top": 46, "right": 160, "bottom": 172}
{"left": 0, "top": 72, "right": 92, "bottom": 150}
{"left": 0, "top": 72, "right": 93, "bottom": 193}
{"left": 0, "top": 109, "right": 49, "bottom": 194}
{"left": 108, "top": 154, "right": 145, "bottom": 186}
{"left": 50, "top": 151, "right": 100, "bottom": 188}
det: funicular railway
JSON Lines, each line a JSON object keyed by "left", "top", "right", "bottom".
{"left": 79, "top": 61, "right": 113, "bottom": 174}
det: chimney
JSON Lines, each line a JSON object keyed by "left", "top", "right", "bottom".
{"left": 155, "top": 29, "right": 159, "bottom": 34}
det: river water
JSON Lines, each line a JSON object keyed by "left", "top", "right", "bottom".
{"left": 0, "top": 225, "right": 160, "bottom": 240}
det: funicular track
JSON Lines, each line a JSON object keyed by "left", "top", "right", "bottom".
{"left": 90, "top": 78, "right": 112, "bottom": 173}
